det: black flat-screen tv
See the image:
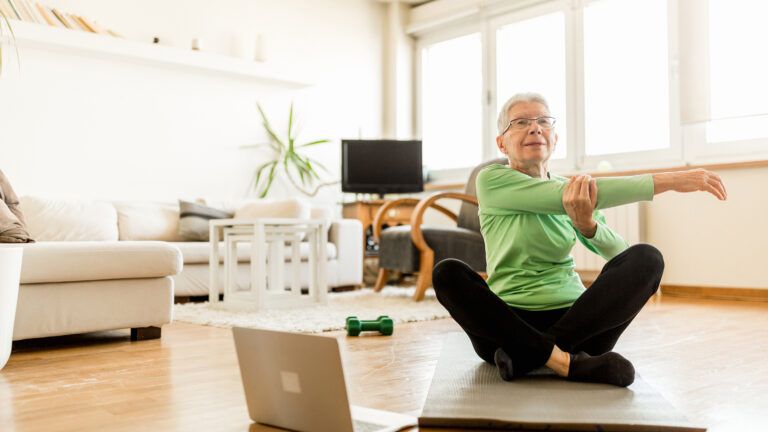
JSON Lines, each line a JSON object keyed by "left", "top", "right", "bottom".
{"left": 341, "top": 139, "right": 423, "bottom": 195}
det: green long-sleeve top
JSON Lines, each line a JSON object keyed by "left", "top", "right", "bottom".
{"left": 476, "top": 164, "right": 655, "bottom": 311}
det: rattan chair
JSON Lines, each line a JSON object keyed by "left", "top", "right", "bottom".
{"left": 372, "top": 158, "right": 508, "bottom": 301}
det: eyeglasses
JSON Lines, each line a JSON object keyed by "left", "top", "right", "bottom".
{"left": 502, "top": 116, "right": 557, "bottom": 134}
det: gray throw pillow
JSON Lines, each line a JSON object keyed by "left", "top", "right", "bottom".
{"left": 178, "top": 200, "right": 233, "bottom": 241}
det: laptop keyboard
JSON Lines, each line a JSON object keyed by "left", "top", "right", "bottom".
{"left": 353, "top": 419, "right": 388, "bottom": 432}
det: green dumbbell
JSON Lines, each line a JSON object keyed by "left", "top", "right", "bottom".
{"left": 345, "top": 316, "right": 394, "bottom": 336}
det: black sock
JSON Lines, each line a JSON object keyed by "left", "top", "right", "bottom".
{"left": 568, "top": 351, "right": 635, "bottom": 387}
{"left": 494, "top": 348, "right": 515, "bottom": 381}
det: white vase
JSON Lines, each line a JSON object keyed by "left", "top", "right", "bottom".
{"left": 0, "top": 246, "right": 23, "bottom": 371}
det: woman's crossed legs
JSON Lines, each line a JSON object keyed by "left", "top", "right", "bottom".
{"left": 431, "top": 244, "right": 664, "bottom": 386}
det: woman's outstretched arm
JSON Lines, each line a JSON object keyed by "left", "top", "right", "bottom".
{"left": 477, "top": 164, "right": 727, "bottom": 217}
{"left": 651, "top": 169, "right": 728, "bottom": 200}
{"left": 563, "top": 168, "right": 728, "bottom": 239}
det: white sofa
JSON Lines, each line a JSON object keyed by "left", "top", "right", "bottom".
{"left": 15, "top": 241, "right": 181, "bottom": 341}
{"left": 12, "top": 197, "right": 362, "bottom": 341}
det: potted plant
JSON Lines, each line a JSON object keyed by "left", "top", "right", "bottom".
{"left": 0, "top": 246, "right": 23, "bottom": 370}
{"left": 246, "top": 103, "right": 335, "bottom": 198}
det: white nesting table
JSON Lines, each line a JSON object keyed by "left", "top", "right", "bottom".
{"left": 208, "top": 218, "right": 328, "bottom": 311}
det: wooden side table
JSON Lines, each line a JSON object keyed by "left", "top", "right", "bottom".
{"left": 342, "top": 200, "right": 415, "bottom": 257}
{"left": 208, "top": 219, "right": 328, "bottom": 310}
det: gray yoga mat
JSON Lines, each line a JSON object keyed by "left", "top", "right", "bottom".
{"left": 419, "top": 333, "right": 705, "bottom": 431}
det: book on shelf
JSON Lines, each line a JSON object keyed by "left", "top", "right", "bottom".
{"left": 34, "top": 3, "right": 57, "bottom": 27}
{"left": 66, "top": 12, "right": 89, "bottom": 32}
{"left": 77, "top": 15, "right": 104, "bottom": 35}
{"left": 62, "top": 11, "right": 83, "bottom": 30}
{"left": 4, "top": 0, "right": 21, "bottom": 20}
{"left": 49, "top": 7, "right": 72, "bottom": 29}
{"left": 16, "top": 0, "right": 41, "bottom": 23}
{"left": 7, "top": 0, "right": 28, "bottom": 21}
{"left": 72, "top": 14, "right": 96, "bottom": 33}
{"left": 0, "top": 0, "right": 18, "bottom": 20}
{"left": 3, "top": 2, "right": 121, "bottom": 39}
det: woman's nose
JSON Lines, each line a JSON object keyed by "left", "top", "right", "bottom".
{"left": 528, "top": 123, "right": 543, "bottom": 134}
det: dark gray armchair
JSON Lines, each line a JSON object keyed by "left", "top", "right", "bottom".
{"left": 372, "top": 158, "right": 509, "bottom": 300}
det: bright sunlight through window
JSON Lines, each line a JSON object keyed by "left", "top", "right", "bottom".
{"left": 583, "top": 0, "right": 669, "bottom": 156}
{"left": 421, "top": 33, "right": 483, "bottom": 170}
{"left": 706, "top": 0, "right": 768, "bottom": 143}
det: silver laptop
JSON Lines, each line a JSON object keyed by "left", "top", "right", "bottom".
{"left": 232, "top": 327, "right": 416, "bottom": 432}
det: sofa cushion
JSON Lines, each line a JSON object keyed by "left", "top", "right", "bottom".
{"left": 170, "top": 241, "right": 337, "bottom": 264}
{"left": 19, "top": 241, "right": 183, "bottom": 284}
{"left": 178, "top": 200, "right": 233, "bottom": 241}
{"left": 114, "top": 201, "right": 185, "bottom": 241}
{"left": 19, "top": 197, "right": 118, "bottom": 241}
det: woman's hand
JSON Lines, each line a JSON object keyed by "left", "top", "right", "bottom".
{"left": 653, "top": 169, "right": 728, "bottom": 200}
{"left": 563, "top": 175, "right": 598, "bottom": 238}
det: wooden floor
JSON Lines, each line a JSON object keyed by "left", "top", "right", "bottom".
{"left": 2, "top": 295, "right": 768, "bottom": 431}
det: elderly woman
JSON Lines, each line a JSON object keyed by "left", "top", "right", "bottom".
{"left": 432, "top": 93, "right": 727, "bottom": 387}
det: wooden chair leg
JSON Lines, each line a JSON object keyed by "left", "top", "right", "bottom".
{"left": 414, "top": 250, "right": 434, "bottom": 301}
{"left": 374, "top": 268, "right": 389, "bottom": 292}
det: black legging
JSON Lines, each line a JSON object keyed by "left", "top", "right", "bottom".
{"left": 432, "top": 243, "right": 664, "bottom": 377}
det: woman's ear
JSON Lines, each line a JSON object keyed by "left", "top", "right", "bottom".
{"left": 496, "top": 135, "right": 507, "bottom": 154}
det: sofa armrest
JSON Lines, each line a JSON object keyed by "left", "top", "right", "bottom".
{"left": 328, "top": 218, "right": 363, "bottom": 287}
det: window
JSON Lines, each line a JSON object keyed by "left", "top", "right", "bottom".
{"left": 420, "top": 33, "right": 483, "bottom": 170}
{"left": 583, "top": 0, "right": 670, "bottom": 156}
{"left": 706, "top": 0, "right": 768, "bottom": 143}
{"left": 496, "top": 11, "right": 567, "bottom": 160}
{"left": 413, "top": 0, "right": 767, "bottom": 176}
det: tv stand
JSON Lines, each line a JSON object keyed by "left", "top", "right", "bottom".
{"left": 341, "top": 199, "right": 416, "bottom": 258}
{"left": 354, "top": 193, "right": 388, "bottom": 201}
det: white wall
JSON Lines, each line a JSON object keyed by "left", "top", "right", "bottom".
{"left": 645, "top": 166, "right": 768, "bottom": 289}
{"left": 0, "top": 0, "right": 385, "bottom": 204}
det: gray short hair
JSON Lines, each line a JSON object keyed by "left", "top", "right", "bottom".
{"left": 497, "top": 92, "right": 551, "bottom": 135}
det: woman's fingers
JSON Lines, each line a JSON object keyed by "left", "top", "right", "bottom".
{"left": 703, "top": 181, "right": 726, "bottom": 200}
{"left": 564, "top": 175, "right": 598, "bottom": 208}
{"left": 707, "top": 174, "right": 727, "bottom": 200}
{"left": 579, "top": 175, "right": 591, "bottom": 199}
{"left": 676, "top": 169, "right": 728, "bottom": 201}
{"left": 565, "top": 176, "right": 579, "bottom": 205}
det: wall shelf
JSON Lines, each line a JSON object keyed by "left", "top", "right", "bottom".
{"left": 2, "top": 20, "right": 311, "bottom": 87}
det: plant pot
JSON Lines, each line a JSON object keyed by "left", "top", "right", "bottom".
{"left": 0, "top": 246, "right": 23, "bottom": 371}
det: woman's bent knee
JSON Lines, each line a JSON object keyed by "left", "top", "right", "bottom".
{"left": 624, "top": 244, "right": 664, "bottom": 295}
{"left": 432, "top": 258, "right": 477, "bottom": 300}
{"left": 432, "top": 258, "right": 472, "bottom": 285}
{"left": 626, "top": 244, "right": 665, "bottom": 275}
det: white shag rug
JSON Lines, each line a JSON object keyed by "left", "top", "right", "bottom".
{"left": 173, "top": 286, "right": 450, "bottom": 333}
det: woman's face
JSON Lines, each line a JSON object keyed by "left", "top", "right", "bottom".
{"left": 496, "top": 101, "right": 558, "bottom": 166}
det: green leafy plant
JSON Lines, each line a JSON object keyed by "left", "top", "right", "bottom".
{"left": 248, "top": 103, "right": 331, "bottom": 198}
